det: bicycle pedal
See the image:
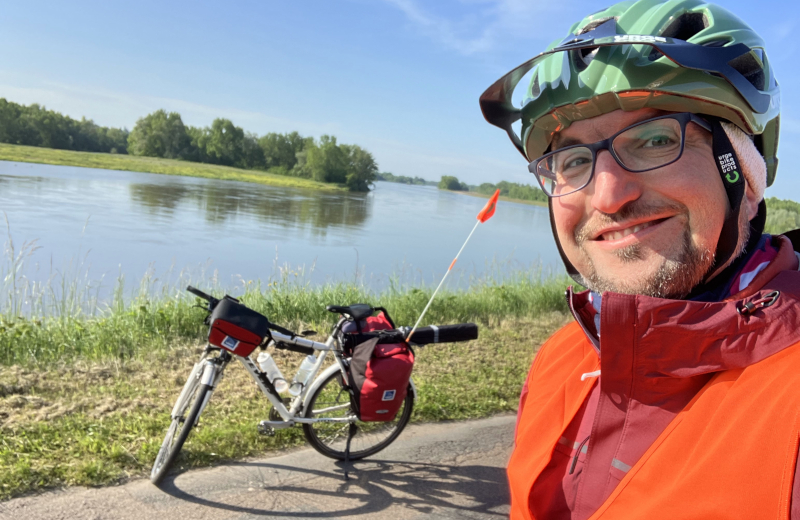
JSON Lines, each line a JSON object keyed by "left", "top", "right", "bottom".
{"left": 257, "top": 421, "right": 276, "bottom": 436}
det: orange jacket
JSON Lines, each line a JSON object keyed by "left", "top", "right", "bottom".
{"left": 509, "top": 237, "right": 800, "bottom": 519}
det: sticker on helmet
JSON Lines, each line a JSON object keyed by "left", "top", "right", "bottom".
{"left": 382, "top": 389, "right": 396, "bottom": 401}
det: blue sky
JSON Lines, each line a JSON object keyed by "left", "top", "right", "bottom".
{"left": 2, "top": 0, "right": 800, "bottom": 199}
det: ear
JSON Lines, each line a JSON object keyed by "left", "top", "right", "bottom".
{"left": 743, "top": 180, "right": 760, "bottom": 221}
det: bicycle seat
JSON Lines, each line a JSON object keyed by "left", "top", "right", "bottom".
{"left": 326, "top": 304, "right": 374, "bottom": 321}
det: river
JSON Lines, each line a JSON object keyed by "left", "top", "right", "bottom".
{"left": 0, "top": 161, "right": 561, "bottom": 299}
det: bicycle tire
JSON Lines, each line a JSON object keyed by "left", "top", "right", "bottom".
{"left": 302, "top": 370, "right": 413, "bottom": 460}
{"left": 150, "top": 381, "right": 212, "bottom": 485}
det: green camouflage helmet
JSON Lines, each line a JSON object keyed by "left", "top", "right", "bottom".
{"left": 480, "top": 0, "right": 780, "bottom": 185}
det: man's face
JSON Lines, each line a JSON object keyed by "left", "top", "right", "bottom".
{"left": 550, "top": 109, "right": 729, "bottom": 299}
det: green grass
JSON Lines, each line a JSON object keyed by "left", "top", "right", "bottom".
{"left": 0, "top": 143, "right": 345, "bottom": 192}
{"left": 0, "top": 269, "right": 571, "bottom": 366}
{"left": 0, "top": 267, "right": 573, "bottom": 499}
{"left": 0, "top": 312, "right": 569, "bottom": 500}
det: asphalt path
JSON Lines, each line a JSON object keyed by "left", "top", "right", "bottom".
{"left": 0, "top": 415, "right": 515, "bottom": 519}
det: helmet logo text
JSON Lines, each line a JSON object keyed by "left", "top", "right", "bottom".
{"left": 613, "top": 35, "right": 667, "bottom": 44}
{"left": 718, "top": 153, "right": 740, "bottom": 184}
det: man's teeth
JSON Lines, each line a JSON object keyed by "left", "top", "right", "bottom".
{"left": 601, "top": 221, "right": 654, "bottom": 241}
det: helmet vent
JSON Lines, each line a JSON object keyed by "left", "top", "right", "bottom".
{"left": 572, "top": 17, "right": 616, "bottom": 72}
{"left": 529, "top": 75, "right": 541, "bottom": 100}
{"left": 577, "top": 16, "right": 616, "bottom": 35}
{"left": 649, "top": 12, "right": 709, "bottom": 61}
{"left": 659, "top": 12, "right": 708, "bottom": 41}
{"left": 728, "top": 52, "right": 766, "bottom": 91}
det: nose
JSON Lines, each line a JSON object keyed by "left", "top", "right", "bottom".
{"left": 587, "top": 150, "right": 643, "bottom": 214}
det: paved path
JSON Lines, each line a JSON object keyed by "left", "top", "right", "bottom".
{"left": 1, "top": 415, "right": 515, "bottom": 519}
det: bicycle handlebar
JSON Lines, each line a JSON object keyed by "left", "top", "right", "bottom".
{"left": 187, "top": 285, "right": 478, "bottom": 351}
{"left": 187, "top": 285, "right": 215, "bottom": 302}
{"left": 402, "top": 323, "right": 479, "bottom": 345}
{"left": 340, "top": 323, "right": 478, "bottom": 350}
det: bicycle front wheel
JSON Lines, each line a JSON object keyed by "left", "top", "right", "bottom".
{"left": 150, "top": 378, "right": 212, "bottom": 486}
{"left": 302, "top": 370, "right": 413, "bottom": 460}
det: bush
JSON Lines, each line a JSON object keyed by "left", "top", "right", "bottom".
{"left": 439, "top": 175, "right": 467, "bottom": 191}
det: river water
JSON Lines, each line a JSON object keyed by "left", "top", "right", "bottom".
{"left": 0, "top": 161, "right": 561, "bottom": 298}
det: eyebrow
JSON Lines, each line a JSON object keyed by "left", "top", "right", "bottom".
{"left": 551, "top": 111, "right": 671, "bottom": 150}
{"left": 552, "top": 135, "right": 582, "bottom": 149}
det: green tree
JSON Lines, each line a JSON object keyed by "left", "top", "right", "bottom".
{"left": 342, "top": 145, "right": 378, "bottom": 191}
{"left": 439, "top": 175, "right": 466, "bottom": 191}
{"left": 765, "top": 197, "right": 800, "bottom": 235}
{"left": 259, "top": 132, "right": 304, "bottom": 170}
{"left": 202, "top": 118, "right": 243, "bottom": 166}
{"left": 127, "top": 110, "right": 192, "bottom": 159}
{"left": 306, "top": 135, "right": 347, "bottom": 184}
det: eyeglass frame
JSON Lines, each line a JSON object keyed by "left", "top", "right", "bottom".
{"left": 528, "top": 112, "right": 713, "bottom": 198}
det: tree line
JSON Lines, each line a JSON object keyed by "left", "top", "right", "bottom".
{"left": 0, "top": 98, "right": 129, "bottom": 154}
{"left": 376, "top": 172, "right": 435, "bottom": 186}
{"left": 0, "top": 99, "right": 379, "bottom": 191}
{"left": 438, "top": 175, "right": 549, "bottom": 204}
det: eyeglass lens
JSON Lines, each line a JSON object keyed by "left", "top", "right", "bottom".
{"left": 535, "top": 117, "right": 684, "bottom": 197}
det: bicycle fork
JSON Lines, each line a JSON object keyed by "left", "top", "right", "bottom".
{"left": 172, "top": 355, "right": 226, "bottom": 426}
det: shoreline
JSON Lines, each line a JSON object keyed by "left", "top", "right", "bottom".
{"left": 0, "top": 143, "right": 346, "bottom": 192}
{"left": 447, "top": 188, "right": 548, "bottom": 207}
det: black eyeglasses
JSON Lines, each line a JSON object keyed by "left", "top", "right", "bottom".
{"left": 528, "top": 112, "right": 711, "bottom": 197}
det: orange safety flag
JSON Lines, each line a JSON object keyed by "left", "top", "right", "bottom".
{"left": 407, "top": 188, "right": 501, "bottom": 342}
{"left": 477, "top": 189, "right": 500, "bottom": 223}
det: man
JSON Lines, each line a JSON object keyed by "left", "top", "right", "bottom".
{"left": 480, "top": 0, "right": 800, "bottom": 518}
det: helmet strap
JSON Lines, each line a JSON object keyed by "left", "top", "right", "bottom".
{"left": 548, "top": 198, "right": 583, "bottom": 285}
{"left": 705, "top": 118, "right": 747, "bottom": 281}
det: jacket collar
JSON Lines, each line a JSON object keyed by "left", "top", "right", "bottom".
{"left": 568, "top": 235, "right": 800, "bottom": 376}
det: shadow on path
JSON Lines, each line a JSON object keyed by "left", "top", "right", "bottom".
{"left": 159, "top": 459, "right": 509, "bottom": 518}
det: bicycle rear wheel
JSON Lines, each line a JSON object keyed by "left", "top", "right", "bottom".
{"left": 150, "top": 376, "right": 212, "bottom": 486}
{"left": 302, "top": 370, "right": 413, "bottom": 460}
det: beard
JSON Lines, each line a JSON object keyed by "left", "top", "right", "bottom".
{"left": 572, "top": 201, "right": 725, "bottom": 299}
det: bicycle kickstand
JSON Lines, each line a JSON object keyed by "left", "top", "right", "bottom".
{"left": 343, "top": 422, "right": 358, "bottom": 480}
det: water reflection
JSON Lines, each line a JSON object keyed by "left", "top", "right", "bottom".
{"left": 1, "top": 162, "right": 562, "bottom": 298}
{"left": 128, "top": 182, "right": 371, "bottom": 233}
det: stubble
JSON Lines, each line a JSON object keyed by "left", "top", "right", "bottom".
{"left": 573, "top": 201, "right": 717, "bottom": 299}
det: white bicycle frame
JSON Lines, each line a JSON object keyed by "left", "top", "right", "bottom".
{"left": 199, "top": 320, "right": 417, "bottom": 429}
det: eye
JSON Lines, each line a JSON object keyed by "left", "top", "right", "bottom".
{"left": 642, "top": 134, "right": 674, "bottom": 148}
{"left": 565, "top": 156, "right": 591, "bottom": 169}
{"left": 556, "top": 151, "right": 592, "bottom": 174}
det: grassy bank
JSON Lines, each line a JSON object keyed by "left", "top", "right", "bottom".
{"left": 0, "top": 274, "right": 572, "bottom": 499}
{"left": 454, "top": 189, "right": 547, "bottom": 207}
{"left": 0, "top": 143, "right": 345, "bottom": 192}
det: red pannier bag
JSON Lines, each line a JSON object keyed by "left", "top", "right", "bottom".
{"left": 345, "top": 311, "right": 414, "bottom": 422}
{"left": 207, "top": 297, "right": 270, "bottom": 358}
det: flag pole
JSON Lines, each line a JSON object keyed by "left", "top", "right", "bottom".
{"left": 406, "top": 189, "right": 500, "bottom": 343}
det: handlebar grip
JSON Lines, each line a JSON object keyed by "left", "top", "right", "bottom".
{"left": 186, "top": 285, "right": 213, "bottom": 302}
{"left": 407, "top": 323, "right": 478, "bottom": 345}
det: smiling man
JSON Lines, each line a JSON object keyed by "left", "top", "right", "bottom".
{"left": 480, "top": 0, "right": 800, "bottom": 518}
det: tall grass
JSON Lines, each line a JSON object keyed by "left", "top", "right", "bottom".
{"left": 0, "top": 231, "right": 571, "bottom": 365}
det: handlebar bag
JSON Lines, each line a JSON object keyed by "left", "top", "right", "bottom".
{"left": 344, "top": 311, "right": 414, "bottom": 422}
{"left": 208, "top": 298, "right": 270, "bottom": 357}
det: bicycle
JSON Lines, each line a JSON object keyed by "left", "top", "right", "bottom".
{"left": 150, "top": 285, "right": 479, "bottom": 485}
